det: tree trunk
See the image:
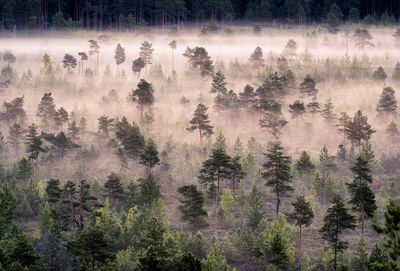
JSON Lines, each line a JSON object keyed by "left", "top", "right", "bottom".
{"left": 334, "top": 242, "right": 337, "bottom": 271}
{"left": 299, "top": 225, "right": 302, "bottom": 271}
{"left": 361, "top": 203, "right": 365, "bottom": 236}
{"left": 199, "top": 128, "right": 203, "bottom": 147}
{"left": 276, "top": 195, "right": 280, "bottom": 218}
{"left": 217, "top": 170, "right": 220, "bottom": 208}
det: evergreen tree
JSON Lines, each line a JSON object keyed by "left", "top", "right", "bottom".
{"left": 139, "top": 173, "right": 160, "bottom": 207}
{"left": 352, "top": 238, "right": 369, "bottom": 271}
{"left": 259, "top": 112, "right": 288, "bottom": 140}
{"left": 97, "top": 115, "right": 114, "bottom": 137}
{"left": 394, "top": 29, "right": 400, "bottom": 48}
{"left": 376, "top": 87, "right": 397, "bottom": 114}
{"left": 320, "top": 195, "right": 356, "bottom": 271}
{"left": 0, "top": 182, "right": 17, "bottom": 232}
{"left": 392, "top": 62, "right": 400, "bottom": 81}
{"left": 353, "top": 29, "right": 374, "bottom": 49}
{"left": 37, "top": 93, "right": 57, "bottom": 129}
{"left": 347, "top": 156, "right": 377, "bottom": 236}
{"left": 168, "top": 40, "right": 177, "bottom": 71}
{"left": 114, "top": 43, "right": 125, "bottom": 73}
{"left": 230, "top": 155, "right": 245, "bottom": 193}
{"left": 183, "top": 46, "right": 214, "bottom": 77}
{"left": 289, "top": 100, "right": 306, "bottom": 121}
{"left": 67, "top": 120, "right": 79, "bottom": 142}
{"left": 0, "top": 96, "right": 26, "bottom": 125}
{"left": 287, "top": 195, "right": 314, "bottom": 270}
{"left": 262, "top": 142, "right": 293, "bottom": 217}
{"left": 104, "top": 172, "right": 124, "bottom": 211}
{"left": 336, "top": 112, "right": 351, "bottom": 146}
{"left": 295, "top": 151, "right": 315, "bottom": 178}
{"left": 46, "top": 178, "right": 62, "bottom": 206}
{"left": 55, "top": 107, "right": 68, "bottom": 131}
{"left": 177, "top": 185, "right": 208, "bottom": 231}
{"left": 129, "top": 79, "right": 155, "bottom": 117}
{"left": 319, "top": 145, "right": 337, "bottom": 205}
{"left": 8, "top": 122, "right": 25, "bottom": 155}
{"left": 345, "top": 110, "right": 375, "bottom": 152}
{"left": 371, "top": 199, "right": 400, "bottom": 270}
{"left": 372, "top": 66, "right": 387, "bottom": 80}
{"left": 139, "top": 138, "right": 160, "bottom": 172}
{"left": 198, "top": 138, "right": 232, "bottom": 207}
{"left": 62, "top": 54, "right": 77, "bottom": 73}
{"left": 282, "top": 39, "right": 297, "bottom": 57}
{"left": 247, "top": 185, "right": 264, "bottom": 230}
{"left": 386, "top": 121, "right": 400, "bottom": 144}
{"left": 239, "top": 84, "right": 257, "bottom": 109}
{"left": 88, "top": 39, "right": 100, "bottom": 72}
{"left": 321, "top": 98, "right": 337, "bottom": 122}
{"left": 326, "top": 3, "right": 343, "bottom": 33}
{"left": 139, "top": 41, "right": 154, "bottom": 73}
{"left": 132, "top": 57, "right": 146, "bottom": 77}
{"left": 210, "top": 71, "right": 227, "bottom": 95}
{"left": 78, "top": 52, "right": 88, "bottom": 75}
{"left": 187, "top": 104, "right": 214, "bottom": 147}
{"left": 299, "top": 75, "right": 318, "bottom": 99}
{"left": 25, "top": 123, "right": 45, "bottom": 163}
{"left": 249, "top": 46, "right": 264, "bottom": 69}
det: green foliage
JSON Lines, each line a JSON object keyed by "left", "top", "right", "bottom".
{"left": 296, "top": 151, "right": 315, "bottom": 178}
{"left": 140, "top": 138, "right": 160, "bottom": 171}
{"left": 177, "top": 185, "right": 208, "bottom": 231}
{"left": 139, "top": 173, "right": 160, "bottom": 207}
{"left": 104, "top": 172, "right": 125, "bottom": 211}
{"left": 377, "top": 87, "right": 397, "bottom": 113}
{"left": 247, "top": 185, "right": 264, "bottom": 230}
{"left": 262, "top": 142, "right": 293, "bottom": 217}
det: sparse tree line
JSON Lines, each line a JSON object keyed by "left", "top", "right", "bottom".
{"left": 1, "top": 29, "right": 400, "bottom": 271}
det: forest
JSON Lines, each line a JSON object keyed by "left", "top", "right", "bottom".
{"left": 2, "top": 0, "right": 400, "bottom": 31}
{"left": 1, "top": 14, "right": 400, "bottom": 271}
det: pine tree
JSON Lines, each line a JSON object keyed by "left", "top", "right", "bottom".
{"left": 210, "top": 71, "right": 227, "bottom": 95}
{"left": 326, "top": 3, "right": 343, "bottom": 33}
{"left": 262, "top": 142, "right": 293, "bottom": 217}
{"left": 8, "top": 122, "right": 25, "bottom": 155}
{"left": 392, "top": 62, "right": 400, "bottom": 81}
{"left": 46, "top": 178, "right": 62, "bottom": 206}
{"left": 183, "top": 46, "right": 214, "bottom": 77}
{"left": 299, "top": 75, "right": 318, "bottom": 99}
{"left": 320, "top": 195, "right": 356, "bottom": 271}
{"left": 372, "top": 199, "right": 400, "bottom": 270}
{"left": 168, "top": 40, "right": 177, "bottom": 71}
{"left": 97, "top": 115, "right": 114, "bottom": 137}
{"left": 287, "top": 195, "right": 314, "bottom": 270}
{"left": 198, "top": 140, "right": 232, "bottom": 207}
{"left": 259, "top": 112, "right": 288, "bottom": 140}
{"left": 78, "top": 52, "right": 88, "bottom": 75}
{"left": 25, "top": 123, "right": 45, "bottom": 163}
{"left": 386, "top": 121, "right": 400, "bottom": 144}
{"left": 230, "top": 155, "right": 245, "bottom": 193}
{"left": 239, "top": 84, "right": 257, "bottom": 109}
{"left": 88, "top": 39, "right": 100, "bottom": 72}
{"left": 345, "top": 110, "right": 376, "bottom": 153}
{"left": 321, "top": 98, "right": 337, "bottom": 122}
{"left": 67, "top": 120, "right": 79, "bottom": 142}
{"left": 0, "top": 96, "right": 26, "bottom": 125}
{"left": 139, "top": 173, "right": 160, "bottom": 207}
{"left": 177, "top": 185, "right": 208, "bottom": 231}
{"left": 139, "top": 138, "right": 160, "bottom": 172}
{"left": 377, "top": 87, "right": 397, "bottom": 114}
{"left": 372, "top": 66, "right": 387, "bottom": 80}
{"left": 282, "top": 38, "right": 297, "bottom": 57}
{"left": 114, "top": 43, "right": 125, "bottom": 74}
{"left": 104, "top": 172, "right": 124, "bottom": 211}
{"left": 289, "top": 100, "right": 305, "bottom": 121}
{"left": 394, "top": 29, "right": 400, "bottom": 48}
{"left": 247, "top": 185, "right": 264, "bottom": 230}
{"left": 62, "top": 54, "right": 77, "bottom": 73}
{"left": 55, "top": 107, "right": 68, "bottom": 131}
{"left": 319, "top": 145, "right": 337, "bottom": 205}
{"left": 347, "top": 156, "right": 377, "bottom": 236}
{"left": 187, "top": 104, "right": 214, "bottom": 147}
{"left": 249, "top": 46, "right": 264, "bottom": 69}
{"left": 0, "top": 182, "right": 17, "bottom": 232}
{"left": 132, "top": 57, "right": 146, "bottom": 77}
{"left": 37, "top": 93, "right": 57, "bottom": 129}
{"left": 336, "top": 112, "right": 351, "bottom": 146}
{"left": 352, "top": 238, "right": 369, "bottom": 271}
{"left": 295, "top": 151, "right": 315, "bottom": 178}
{"left": 353, "top": 29, "right": 374, "bottom": 49}
{"left": 129, "top": 79, "right": 155, "bottom": 117}
{"left": 139, "top": 41, "right": 154, "bottom": 73}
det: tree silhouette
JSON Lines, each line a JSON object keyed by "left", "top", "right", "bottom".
{"left": 187, "top": 104, "right": 214, "bottom": 147}
{"left": 114, "top": 43, "right": 126, "bottom": 74}
{"left": 132, "top": 57, "right": 146, "bottom": 77}
{"left": 129, "top": 79, "right": 155, "bottom": 117}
